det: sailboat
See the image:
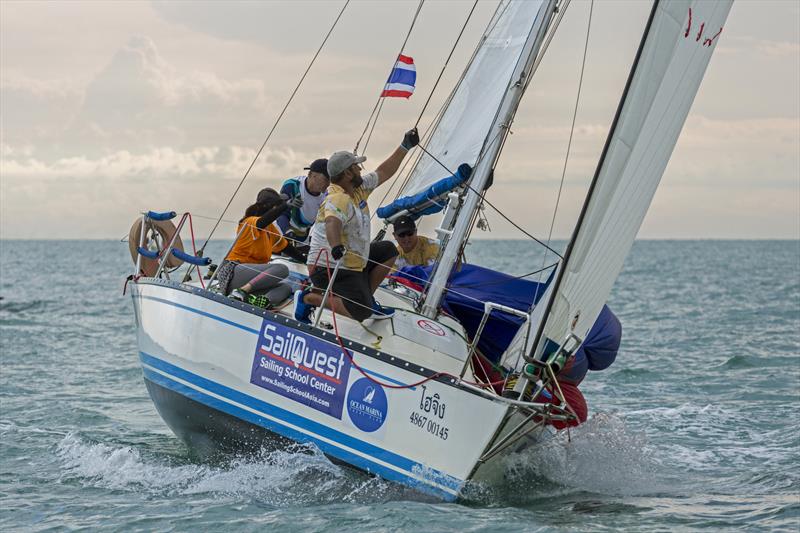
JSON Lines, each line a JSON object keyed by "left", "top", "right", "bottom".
{"left": 127, "top": 0, "right": 732, "bottom": 501}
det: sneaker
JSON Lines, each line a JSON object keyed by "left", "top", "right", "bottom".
{"left": 369, "top": 301, "right": 395, "bottom": 320}
{"left": 293, "top": 289, "right": 314, "bottom": 324}
{"left": 230, "top": 288, "right": 248, "bottom": 302}
{"left": 247, "top": 293, "right": 271, "bottom": 309}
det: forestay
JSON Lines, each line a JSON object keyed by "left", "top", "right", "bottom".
{"left": 514, "top": 0, "right": 733, "bottom": 365}
{"left": 401, "top": 0, "right": 549, "bottom": 196}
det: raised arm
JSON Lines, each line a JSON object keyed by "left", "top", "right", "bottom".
{"left": 255, "top": 202, "right": 290, "bottom": 230}
{"left": 375, "top": 128, "right": 420, "bottom": 185}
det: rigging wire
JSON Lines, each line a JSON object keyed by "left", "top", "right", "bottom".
{"left": 371, "top": 0, "right": 507, "bottom": 213}
{"left": 197, "top": 0, "right": 350, "bottom": 254}
{"left": 416, "top": 142, "right": 564, "bottom": 259}
{"left": 364, "top": 0, "right": 478, "bottom": 173}
{"left": 354, "top": 0, "right": 425, "bottom": 156}
{"left": 539, "top": 0, "right": 593, "bottom": 277}
{"left": 508, "top": 0, "right": 592, "bottom": 369}
{"left": 361, "top": 97, "right": 387, "bottom": 157}
{"left": 414, "top": 0, "right": 480, "bottom": 129}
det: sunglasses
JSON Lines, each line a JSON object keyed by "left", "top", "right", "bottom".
{"left": 396, "top": 230, "right": 415, "bottom": 238}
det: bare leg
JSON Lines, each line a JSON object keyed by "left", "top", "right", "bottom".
{"left": 303, "top": 292, "right": 353, "bottom": 318}
{"left": 368, "top": 256, "right": 396, "bottom": 294}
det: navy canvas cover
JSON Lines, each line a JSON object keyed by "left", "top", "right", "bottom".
{"left": 396, "top": 264, "right": 621, "bottom": 376}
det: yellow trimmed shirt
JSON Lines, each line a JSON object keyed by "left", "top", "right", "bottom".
{"left": 396, "top": 235, "right": 440, "bottom": 268}
{"left": 307, "top": 172, "right": 379, "bottom": 271}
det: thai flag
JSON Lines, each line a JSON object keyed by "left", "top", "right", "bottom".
{"left": 381, "top": 55, "right": 416, "bottom": 98}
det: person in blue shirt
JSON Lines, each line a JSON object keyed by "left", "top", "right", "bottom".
{"left": 276, "top": 158, "right": 330, "bottom": 245}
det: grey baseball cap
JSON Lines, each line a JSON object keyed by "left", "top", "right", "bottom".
{"left": 327, "top": 151, "right": 366, "bottom": 178}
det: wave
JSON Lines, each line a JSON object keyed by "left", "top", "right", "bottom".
{"left": 720, "top": 354, "right": 759, "bottom": 368}
{"left": 488, "top": 413, "right": 662, "bottom": 500}
{"left": 0, "top": 299, "right": 48, "bottom": 314}
{"left": 54, "top": 433, "right": 399, "bottom": 506}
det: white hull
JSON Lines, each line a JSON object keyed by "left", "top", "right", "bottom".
{"left": 131, "top": 279, "right": 537, "bottom": 500}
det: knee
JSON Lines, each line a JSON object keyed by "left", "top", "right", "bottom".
{"left": 271, "top": 263, "right": 290, "bottom": 278}
{"left": 373, "top": 240, "right": 399, "bottom": 262}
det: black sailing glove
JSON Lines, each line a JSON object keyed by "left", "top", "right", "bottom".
{"left": 331, "top": 244, "right": 346, "bottom": 261}
{"left": 401, "top": 128, "right": 420, "bottom": 151}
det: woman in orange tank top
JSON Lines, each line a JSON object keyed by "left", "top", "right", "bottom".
{"left": 219, "top": 189, "right": 307, "bottom": 307}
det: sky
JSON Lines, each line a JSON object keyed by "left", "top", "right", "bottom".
{"left": 1, "top": 0, "right": 798, "bottom": 240}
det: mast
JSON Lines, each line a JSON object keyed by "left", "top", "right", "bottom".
{"left": 421, "top": 0, "right": 557, "bottom": 317}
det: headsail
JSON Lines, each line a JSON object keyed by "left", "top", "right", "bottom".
{"left": 402, "top": 0, "right": 552, "bottom": 196}
{"left": 520, "top": 0, "right": 733, "bottom": 364}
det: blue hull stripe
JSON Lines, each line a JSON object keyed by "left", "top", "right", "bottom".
{"left": 139, "top": 294, "right": 411, "bottom": 388}
{"left": 139, "top": 352, "right": 462, "bottom": 498}
{"left": 141, "top": 295, "right": 260, "bottom": 334}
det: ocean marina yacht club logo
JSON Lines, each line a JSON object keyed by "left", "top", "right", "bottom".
{"left": 250, "top": 320, "right": 352, "bottom": 418}
{"left": 347, "top": 378, "right": 388, "bottom": 432}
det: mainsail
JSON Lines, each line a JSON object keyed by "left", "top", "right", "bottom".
{"left": 402, "top": 0, "right": 553, "bottom": 196}
{"left": 519, "top": 0, "right": 733, "bottom": 364}
{"left": 420, "top": 0, "right": 557, "bottom": 316}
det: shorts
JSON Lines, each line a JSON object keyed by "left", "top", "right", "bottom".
{"left": 309, "top": 240, "right": 398, "bottom": 321}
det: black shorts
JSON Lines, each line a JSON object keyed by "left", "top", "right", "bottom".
{"left": 309, "top": 240, "right": 398, "bottom": 321}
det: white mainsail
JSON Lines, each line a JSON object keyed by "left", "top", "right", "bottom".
{"left": 518, "top": 0, "right": 733, "bottom": 364}
{"left": 402, "top": 0, "right": 551, "bottom": 196}
{"left": 420, "top": 0, "right": 556, "bottom": 316}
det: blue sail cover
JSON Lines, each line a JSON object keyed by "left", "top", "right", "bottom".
{"left": 396, "top": 264, "right": 621, "bottom": 379}
{"left": 376, "top": 164, "right": 472, "bottom": 221}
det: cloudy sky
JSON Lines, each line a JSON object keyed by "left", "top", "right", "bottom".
{"left": 1, "top": 0, "right": 798, "bottom": 240}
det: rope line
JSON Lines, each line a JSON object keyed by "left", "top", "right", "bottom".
{"left": 389, "top": 0, "right": 508, "bottom": 203}
{"left": 354, "top": 0, "right": 425, "bottom": 155}
{"left": 414, "top": 0, "right": 480, "bottom": 129}
{"left": 316, "top": 248, "right": 507, "bottom": 390}
{"left": 184, "top": 212, "right": 549, "bottom": 318}
{"left": 415, "top": 142, "right": 564, "bottom": 259}
{"left": 199, "top": 0, "right": 350, "bottom": 253}
{"left": 542, "top": 0, "right": 593, "bottom": 273}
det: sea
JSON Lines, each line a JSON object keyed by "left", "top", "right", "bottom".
{"left": 1, "top": 239, "right": 798, "bottom": 532}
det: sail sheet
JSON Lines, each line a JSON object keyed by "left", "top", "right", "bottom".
{"left": 401, "top": 0, "right": 550, "bottom": 196}
{"left": 522, "top": 0, "right": 733, "bottom": 362}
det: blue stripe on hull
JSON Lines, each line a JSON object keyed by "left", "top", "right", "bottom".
{"left": 138, "top": 294, "right": 411, "bottom": 388}
{"left": 139, "top": 352, "right": 462, "bottom": 500}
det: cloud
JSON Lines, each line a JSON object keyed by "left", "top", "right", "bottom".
{"left": 0, "top": 144, "right": 307, "bottom": 182}
{"left": 67, "top": 35, "right": 275, "bottom": 151}
{"left": 724, "top": 36, "right": 800, "bottom": 58}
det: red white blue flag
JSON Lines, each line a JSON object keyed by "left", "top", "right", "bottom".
{"left": 381, "top": 54, "right": 416, "bottom": 98}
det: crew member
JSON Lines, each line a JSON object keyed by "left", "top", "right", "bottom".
{"left": 276, "top": 158, "right": 330, "bottom": 244}
{"left": 294, "top": 128, "right": 420, "bottom": 323}
{"left": 217, "top": 189, "right": 306, "bottom": 307}
{"left": 392, "top": 215, "right": 440, "bottom": 268}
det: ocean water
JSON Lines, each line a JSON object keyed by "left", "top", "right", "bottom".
{"left": 1, "top": 239, "right": 798, "bottom": 531}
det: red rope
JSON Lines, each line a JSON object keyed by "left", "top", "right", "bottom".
{"left": 313, "top": 248, "right": 506, "bottom": 390}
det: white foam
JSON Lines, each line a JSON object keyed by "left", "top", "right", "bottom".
{"left": 56, "top": 432, "right": 204, "bottom": 491}
{"left": 500, "top": 413, "right": 662, "bottom": 496}
{"left": 54, "top": 433, "right": 396, "bottom": 504}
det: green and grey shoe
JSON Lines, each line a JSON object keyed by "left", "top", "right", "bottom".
{"left": 246, "top": 293, "right": 272, "bottom": 309}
